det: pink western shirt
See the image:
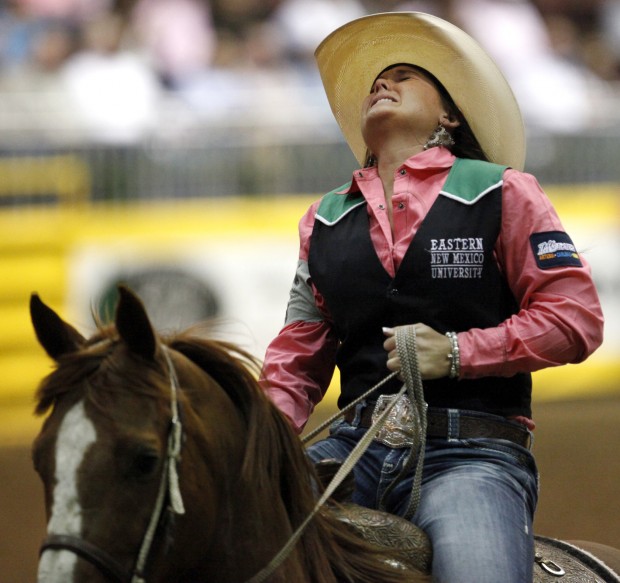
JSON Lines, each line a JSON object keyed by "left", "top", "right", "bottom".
{"left": 261, "top": 148, "right": 604, "bottom": 433}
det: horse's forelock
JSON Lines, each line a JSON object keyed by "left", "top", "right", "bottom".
{"left": 34, "top": 325, "right": 162, "bottom": 417}
{"left": 34, "top": 335, "right": 111, "bottom": 416}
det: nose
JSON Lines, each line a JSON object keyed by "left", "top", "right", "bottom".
{"left": 371, "top": 77, "right": 390, "bottom": 93}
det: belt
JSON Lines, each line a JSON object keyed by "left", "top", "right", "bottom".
{"left": 344, "top": 404, "right": 531, "bottom": 449}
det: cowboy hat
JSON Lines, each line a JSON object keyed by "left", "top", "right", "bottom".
{"left": 315, "top": 12, "right": 526, "bottom": 170}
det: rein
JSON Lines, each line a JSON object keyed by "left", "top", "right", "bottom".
{"left": 39, "top": 345, "right": 186, "bottom": 583}
{"left": 245, "top": 325, "right": 427, "bottom": 583}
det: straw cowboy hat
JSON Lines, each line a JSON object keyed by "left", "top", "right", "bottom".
{"left": 315, "top": 12, "right": 526, "bottom": 170}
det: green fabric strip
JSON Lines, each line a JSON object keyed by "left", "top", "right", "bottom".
{"left": 440, "top": 158, "right": 507, "bottom": 204}
{"left": 315, "top": 182, "right": 366, "bottom": 226}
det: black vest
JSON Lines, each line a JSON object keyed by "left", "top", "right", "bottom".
{"left": 308, "top": 159, "right": 532, "bottom": 418}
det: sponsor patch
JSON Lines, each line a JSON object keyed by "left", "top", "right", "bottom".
{"left": 530, "top": 231, "right": 582, "bottom": 269}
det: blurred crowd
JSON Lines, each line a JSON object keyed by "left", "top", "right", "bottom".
{"left": 1, "top": 0, "right": 620, "bottom": 144}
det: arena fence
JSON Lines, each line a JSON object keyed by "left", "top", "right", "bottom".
{"left": 0, "top": 126, "right": 619, "bottom": 204}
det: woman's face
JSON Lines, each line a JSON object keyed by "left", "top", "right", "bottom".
{"left": 361, "top": 64, "right": 455, "bottom": 152}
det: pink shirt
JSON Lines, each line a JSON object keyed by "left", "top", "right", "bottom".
{"left": 262, "top": 148, "right": 604, "bottom": 433}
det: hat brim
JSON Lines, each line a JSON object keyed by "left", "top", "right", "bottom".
{"left": 315, "top": 12, "right": 525, "bottom": 170}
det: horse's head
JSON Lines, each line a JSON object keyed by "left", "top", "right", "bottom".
{"left": 31, "top": 286, "right": 251, "bottom": 583}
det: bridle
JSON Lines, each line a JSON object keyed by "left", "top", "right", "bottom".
{"left": 39, "top": 346, "right": 185, "bottom": 583}
{"left": 39, "top": 328, "right": 425, "bottom": 583}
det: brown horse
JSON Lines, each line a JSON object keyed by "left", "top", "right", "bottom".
{"left": 30, "top": 287, "right": 620, "bottom": 582}
{"left": 30, "top": 286, "right": 425, "bottom": 583}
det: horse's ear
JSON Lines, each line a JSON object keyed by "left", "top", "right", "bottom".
{"left": 30, "top": 293, "right": 85, "bottom": 360}
{"left": 115, "top": 285, "right": 157, "bottom": 361}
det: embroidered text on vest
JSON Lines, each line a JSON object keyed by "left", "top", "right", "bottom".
{"left": 430, "top": 238, "right": 485, "bottom": 279}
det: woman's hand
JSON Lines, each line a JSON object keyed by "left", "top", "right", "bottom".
{"left": 383, "top": 324, "right": 452, "bottom": 380}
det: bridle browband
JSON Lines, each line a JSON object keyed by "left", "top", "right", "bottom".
{"left": 39, "top": 345, "right": 185, "bottom": 583}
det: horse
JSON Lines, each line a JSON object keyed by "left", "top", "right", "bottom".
{"left": 30, "top": 285, "right": 426, "bottom": 583}
{"left": 30, "top": 286, "right": 620, "bottom": 582}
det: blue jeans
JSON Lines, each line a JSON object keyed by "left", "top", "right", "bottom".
{"left": 307, "top": 404, "right": 539, "bottom": 583}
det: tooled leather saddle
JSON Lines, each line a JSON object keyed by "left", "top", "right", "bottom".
{"left": 315, "top": 459, "right": 620, "bottom": 582}
{"left": 335, "top": 504, "right": 620, "bottom": 582}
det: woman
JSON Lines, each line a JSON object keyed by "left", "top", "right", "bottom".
{"left": 260, "top": 12, "right": 604, "bottom": 583}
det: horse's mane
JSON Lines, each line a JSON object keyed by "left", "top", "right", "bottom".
{"left": 168, "top": 329, "right": 415, "bottom": 583}
{"left": 34, "top": 322, "right": 416, "bottom": 583}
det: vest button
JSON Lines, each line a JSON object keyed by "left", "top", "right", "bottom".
{"left": 389, "top": 288, "right": 399, "bottom": 295}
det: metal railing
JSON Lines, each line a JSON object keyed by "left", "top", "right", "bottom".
{"left": 0, "top": 131, "right": 619, "bottom": 203}
{"left": 0, "top": 88, "right": 619, "bottom": 203}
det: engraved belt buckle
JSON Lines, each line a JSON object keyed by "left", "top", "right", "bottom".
{"left": 371, "top": 394, "right": 419, "bottom": 448}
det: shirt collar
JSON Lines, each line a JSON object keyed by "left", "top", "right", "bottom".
{"left": 336, "top": 147, "right": 457, "bottom": 195}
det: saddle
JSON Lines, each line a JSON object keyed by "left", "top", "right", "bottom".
{"left": 533, "top": 537, "right": 620, "bottom": 583}
{"left": 335, "top": 505, "right": 620, "bottom": 582}
{"left": 334, "top": 504, "right": 620, "bottom": 583}
{"left": 315, "top": 460, "right": 620, "bottom": 582}
{"left": 333, "top": 504, "right": 431, "bottom": 574}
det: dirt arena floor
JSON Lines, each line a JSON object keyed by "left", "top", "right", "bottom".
{"left": 2, "top": 395, "right": 619, "bottom": 582}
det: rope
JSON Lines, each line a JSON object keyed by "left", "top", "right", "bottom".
{"left": 301, "top": 371, "right": 399, "bottom": 445}
{"left": 246, "top": 325, "right": 427, "bottom": 582}
{"left": 378, "top": 325, "right": 427, "bottom": 520}
{"left": 245, "top": 381, "right": 410, "bottom": 583}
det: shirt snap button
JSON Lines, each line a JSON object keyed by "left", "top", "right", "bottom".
{"left": 399, "top": 169, "right": 406, "bottom": 175}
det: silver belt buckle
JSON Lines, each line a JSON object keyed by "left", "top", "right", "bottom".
{"left": 371, "top": 394, "right": 419, "bottom": 448}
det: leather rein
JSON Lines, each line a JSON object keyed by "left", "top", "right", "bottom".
{"left": 39, "top": 346, "right": 185, "bottom": 583}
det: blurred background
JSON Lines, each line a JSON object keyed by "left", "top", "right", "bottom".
{"left": 0, "top": 0, "right": 619, "bottom": 580}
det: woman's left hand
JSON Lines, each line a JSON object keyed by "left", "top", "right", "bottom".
{"left": 383, "top": 324, "right": 452, "bottom": 380}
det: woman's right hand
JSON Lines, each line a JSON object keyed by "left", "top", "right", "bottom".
{"left": 383, "top": 324, "right": 453, "bottom": 380}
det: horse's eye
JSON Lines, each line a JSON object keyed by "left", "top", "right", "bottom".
{"left": 131, "top": 450, "right": 160, "bottom": 480}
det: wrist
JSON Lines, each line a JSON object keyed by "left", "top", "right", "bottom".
{"left": 445, "top": 331, "right": 461, "bottom": 379}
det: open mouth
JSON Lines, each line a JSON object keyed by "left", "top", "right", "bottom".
{"left": 372, "top": 96, "right": 396, "bottom": 108}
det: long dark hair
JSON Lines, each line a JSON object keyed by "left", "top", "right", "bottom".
{"left": 364, "top": 64, "right": 489, "bottom": 166}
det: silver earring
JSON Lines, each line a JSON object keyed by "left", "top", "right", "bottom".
{"left": 424, "top": 124, "right": 455, "bottom": 150}
{"left": 365, "top": 154, "right": 377, "bottom": 168}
